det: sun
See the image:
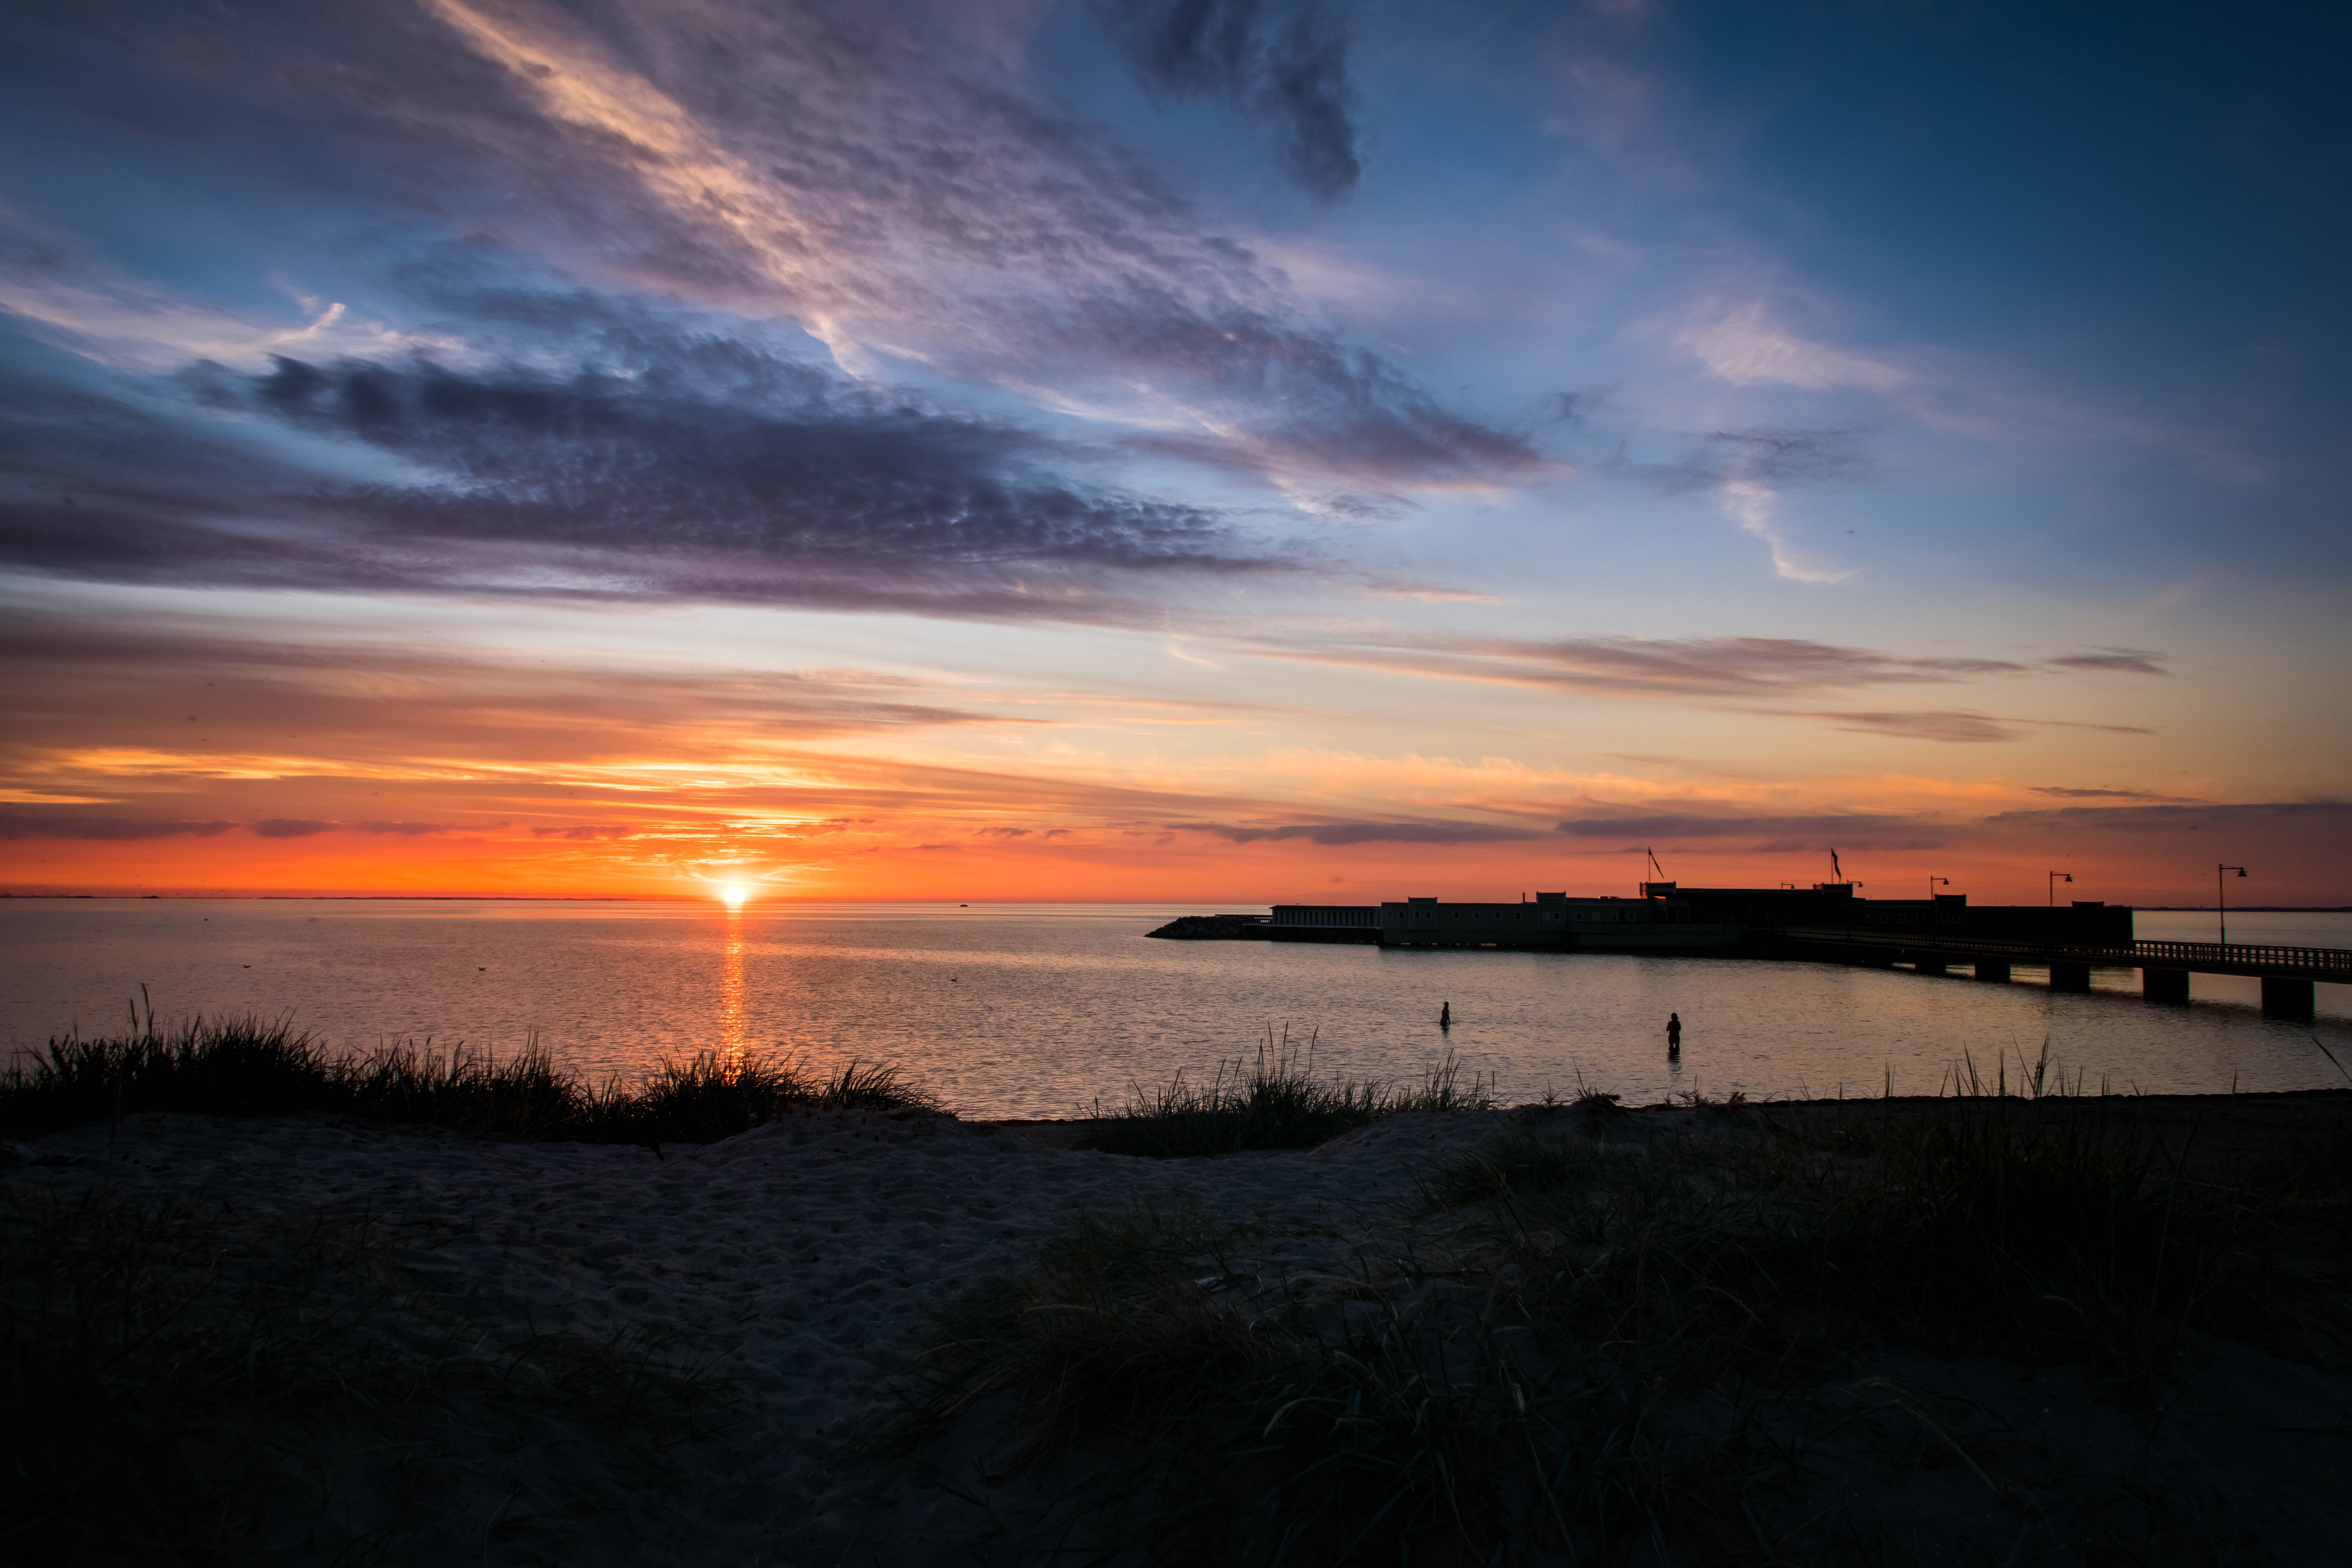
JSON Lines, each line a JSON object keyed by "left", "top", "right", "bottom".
{"left": 720, "top": 884, "right": 748, "bottom": 907}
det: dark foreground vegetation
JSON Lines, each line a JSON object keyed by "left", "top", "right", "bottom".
{"left": 896, "top": 1090, "right": 2352, "bottom": 1565}
{"left": 11, "top": 1016, "right": 2352, "bottom": 1564}
{"left": 0, "top": 1015, "right": 933, "bottom": 1144}
{"left": 2, "top": 1181, "right": 725, "bottom": 1565}
{"left": 1078, "top": 1030, "right": 1494, "bottom": 1156}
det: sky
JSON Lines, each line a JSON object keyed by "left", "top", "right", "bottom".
{"left": 2, "top": 0, "right": 2347, "bottom": 906}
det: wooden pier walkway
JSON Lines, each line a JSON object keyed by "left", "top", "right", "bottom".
{"left": 1772, "top": 927, "right": 2348, "bottom": 1016}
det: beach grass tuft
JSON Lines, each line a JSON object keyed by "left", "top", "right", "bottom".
{"left": 1078, "top": 1027, "right": 1493, "bottom": 1158}
{"left": 899, "top": 1096, "right": 2303, "bottom": 1562}
{"left": 0, "top": 1015, "right": 936, "bottom": 1142}
{"left": 889, "top": 1198, "right": 1739, "bottom": 1563}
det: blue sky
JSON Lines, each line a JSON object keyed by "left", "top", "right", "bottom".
{"left": 1, "top": 0, "right": 2345, "bottom": 902}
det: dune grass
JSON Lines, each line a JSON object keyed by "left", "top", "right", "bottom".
{"left": 889, "top": 1202, "right": 1719, "bottom": 1564}
{"left": 0, "top": 1014, "right": 934, "bottom": 1143}
{"left": 1078, "top": 1027, "right": 1494, "bottom": 1157}
{"left": 895, "top": 1089, "right": 2316, "bottom": 1563}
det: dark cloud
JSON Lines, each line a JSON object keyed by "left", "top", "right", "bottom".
{"left": 532, "top": 825, "right": 635, "bottom": 840}
{"left": 1171, "top": 820, "right": 1548, "bottom": 845}
{"left": 0, "top": 332, "right": 1303, "bottom": 619}
{"left": 241, "top": 348, "right": 1271, "bottom": 577}
{"left": 1807, "top": 710, "right": 2020, "bottom": 743}
{"left": 1106, "top": 0, "right": 1363, "bottom": 197}
{"left": 1555, "top": 813, "right": 1945, "bottom": 851}
{"left": 2029, "top": 786, "right": 2198, "bottom": 802}
{"left": 0, "top": 0, "right": 1548, "bottom": 575}
{"left": 251, "top": 818, "right": 336, "bottom": 838}
{"left": 2047, "top": 648, "right": 2168, "bottom": 675}
{"left": 1981, "top": 801, "right": 2352, "bottom": 833}
{"left": 0, "top": 814, "right": 237, "bottom": 841}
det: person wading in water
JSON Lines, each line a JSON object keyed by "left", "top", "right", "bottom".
{"left": 1439, "top": 1001, "right": 1452, "bottom": 1029}
{"left": 1666, "top": 1012, "right": 1682, "bottom": 1057}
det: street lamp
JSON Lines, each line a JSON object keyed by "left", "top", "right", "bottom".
{"left": 1927, "top": 876, "right": 1949, "bottom": 901}
{"left": 2047, "top": 871, "right": 2072, "bottom": 907}
{"left": 2218, "top": 864, "right": 2247, "bottom": 944}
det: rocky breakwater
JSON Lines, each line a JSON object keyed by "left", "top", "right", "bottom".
{"left": 1144, "top": 913, "right": 1272, "bottom": 939}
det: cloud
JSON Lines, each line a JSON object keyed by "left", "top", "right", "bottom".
{"left": 0, "top": 813, "right": 237, "bottom": 841}
{"left": 0, "top": 330, "right": 1306, "bottom": 620}
{"left": 1171, "top": 820, "right": 1549, "bottom": 845}
{"left": 2029, "top": 786, "right": 2198, "bottom": 802}
{"left": 1555, "top": 812, "right": 1945, "bottom": 851}
{"left": 1804, "top": 710, "right": 2021, "bottom": 743}
{"left": 1107, "top": 0, "right": 1363, "bottom": 198}
{"left": 1980, "top": 801, "right": 2352, "bottom": 833}
{"left": 2047, "top": 648, "right": 2167, "bottom": 675}
{"left": 376, "top": 0, "right": 1531, "bottom": 492}
{"left": 1255, "top": 632, "right": 2033, "bottom": 698}
{"left": 1247, "top": 631, "right": 2169, "bottom": 739}
{"left": 251, "top": 818, "right": 337, "bottom": 838}
{"left": 532, "top": 825, "right": 635, "bottom": 840}
{"left": 1679, "top": 301, "right": 1910, "bottom": 393}
{"left": 1717, "top": 477, "right": 1853, "bottom": 584}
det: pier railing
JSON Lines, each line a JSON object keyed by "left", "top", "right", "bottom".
{"left": 1774, "top": 928, "right": 2352, "bottom": 980}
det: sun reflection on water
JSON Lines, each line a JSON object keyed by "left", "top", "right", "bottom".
{"left": 718, "top": 905, "right": 747, "bottom": 1066}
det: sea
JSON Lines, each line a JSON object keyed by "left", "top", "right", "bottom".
{"left": 4, "top": 900, "right": 2348, "bottom": 1120}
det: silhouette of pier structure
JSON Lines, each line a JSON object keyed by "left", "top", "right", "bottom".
{"left": 1203, "top": 884, "right": 2349, "bottom": 1019}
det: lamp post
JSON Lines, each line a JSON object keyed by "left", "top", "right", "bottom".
{"left": 1927, "top": 876, "right": 1949, "bottom": 901}
{"left": 2047, "top": 871, "right": 2072, "bottom": 907}
{"left": 2218, "top": 864, "right": 2247, "bottom": 944}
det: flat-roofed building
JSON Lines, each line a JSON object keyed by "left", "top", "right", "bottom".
{"left": 1377, "top": 890, "right": 1739, "bottom": 949}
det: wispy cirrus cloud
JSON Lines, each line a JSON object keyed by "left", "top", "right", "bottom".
{"left": 377, "top": 0, "right": 1543, "bottom": 494}
{"left": 1553, "top": 811, "right": 1945, "bottom": 852}
{"left": 2028, "top": 785, "right": 2202, "bottom": 802}
{"left": 1170, "top": 820, "right": 1549, "bottom": 846}
{"left": 1244, "top": 632, "right": 2164, "bottom": 731}
{"left": 1796, "top": 710, "right": 2155, "bottom": 744}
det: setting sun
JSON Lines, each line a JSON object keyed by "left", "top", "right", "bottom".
{"left": 720, "top": 884, "right": 748, "bottom": 907}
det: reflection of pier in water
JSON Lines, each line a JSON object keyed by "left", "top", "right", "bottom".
{"left": 1181, "top": 884, "right": 2348, "bottom": 1020}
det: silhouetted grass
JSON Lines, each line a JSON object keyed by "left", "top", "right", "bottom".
{"left": 1078, "top": 1028, "right": 1493, "bottom": 1158}
{"left": 889, "top": 1203, "right": 1724, "bottom": 1564}
{"left": 896, "top": 1094, "right": 2285, "bottom": 1564}
{"left": 0, "top": 1016, "right": 935, "bottom": 1142}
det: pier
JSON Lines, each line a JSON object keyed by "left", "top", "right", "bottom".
{"left": 1158, "top": 885, "right": 2347, "bottom": 1019}
{"left": 1769, "top": 929, "right": 2348, "bottom": 1017}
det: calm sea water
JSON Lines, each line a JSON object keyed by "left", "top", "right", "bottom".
{"left": 4, "top": 901, "right": 2348, "bottom": 1119}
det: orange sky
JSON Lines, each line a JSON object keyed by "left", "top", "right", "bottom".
{"left": 6, "top": 589, "right": 2343, "bottom": 907}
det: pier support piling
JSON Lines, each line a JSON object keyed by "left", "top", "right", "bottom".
{"left": 2048, "top": 962, "right": 2092, "bottom": 993}
{"left": 1914, "top": 959, "right": 1947, "bottom": 976}
{"left": 2142, "top": 968, "right": 2190, "bottom": 1004}
{"left": 2262, "top": 976, "right": 2316, "bottom": 1019}
{"left": 1973, "top": 960, "right": 2011, "bottom": 983}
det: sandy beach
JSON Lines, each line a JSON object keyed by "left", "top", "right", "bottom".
{"left": 10, "top": 1095, "right": 2352, "bottom": 1565}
